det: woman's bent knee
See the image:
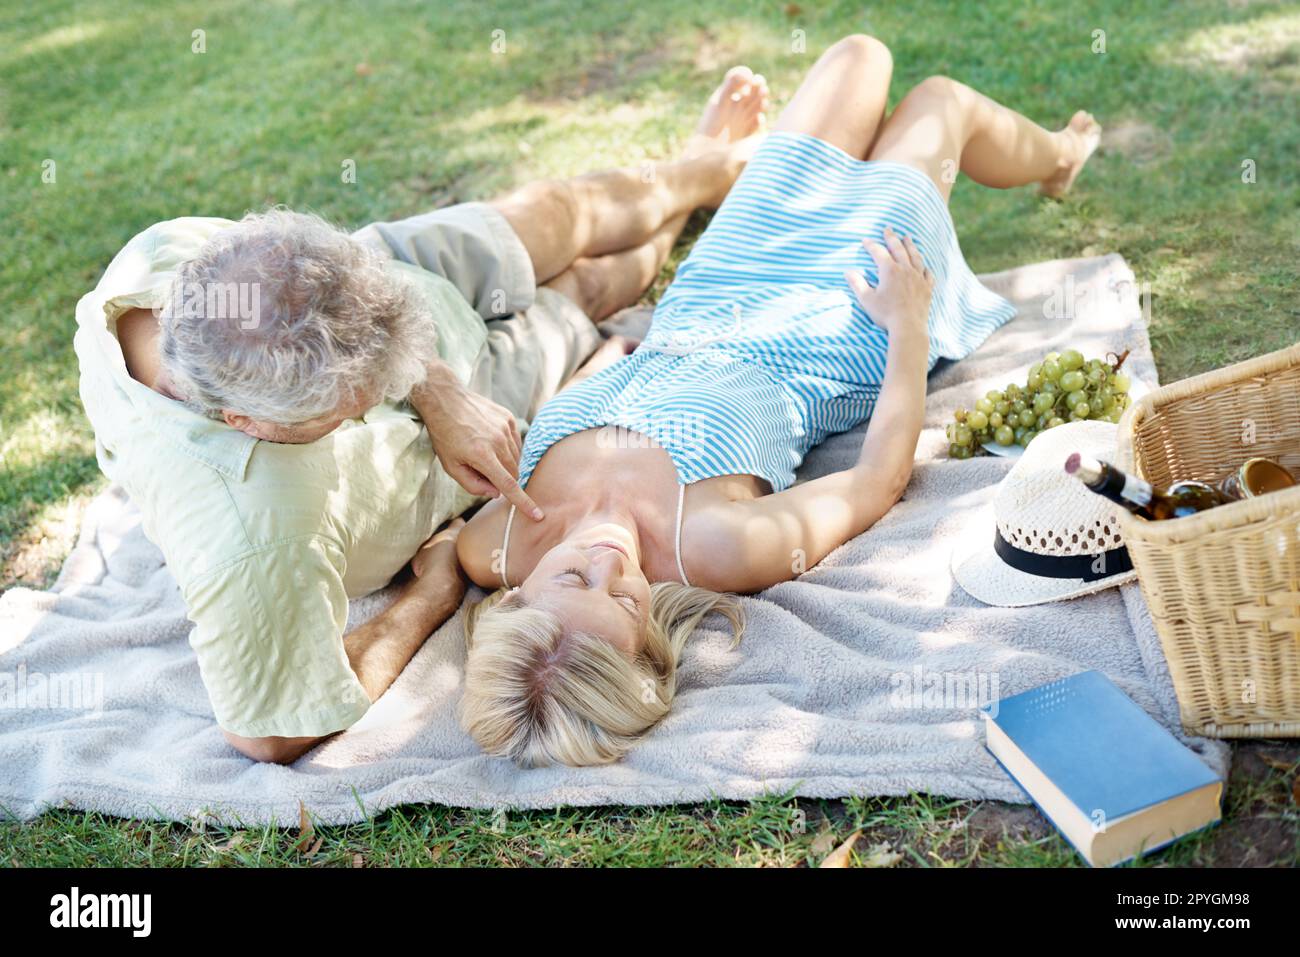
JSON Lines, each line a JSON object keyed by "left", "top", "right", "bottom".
{"left": 907, "top": 75, "right": 969, "bottom": 106}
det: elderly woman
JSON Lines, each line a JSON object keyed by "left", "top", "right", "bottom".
{"left": 455, "top": 34, "right": 1101, "bottom": 767}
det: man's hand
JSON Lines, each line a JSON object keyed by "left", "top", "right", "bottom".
{"left": 844, "top": 226, "right": 934, "bottom": 345}
{"left": 412, "top": 362, "right": 544, "bottom": 521}
{"left": 408, "top": 517, "right": 469, "bottom": 618}
{"left": 411, "top": 518, "right": 466, "bottom": 582}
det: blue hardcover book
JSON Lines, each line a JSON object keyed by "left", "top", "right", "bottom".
{"left": 982, "top": 669, "right": 1223, "bottom": 867}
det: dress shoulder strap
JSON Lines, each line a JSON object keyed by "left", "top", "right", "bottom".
{"left": 674, "top": 483, "right": 692, "bottom": 587}
{"left": 500, "top": 504, "right": 517, "bottom": 589}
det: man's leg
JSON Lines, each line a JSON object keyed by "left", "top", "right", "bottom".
{"left": 467, "top": 208, "right": 690, "bottom": 428}
{"left": 491, "top": 67, "right": 768, "bottom": 287}
{"left": 868, "top": 75, "right": 1101, "bottom": 202}
{"left": 542, "top": 212, "right": 686, "bottom": 322}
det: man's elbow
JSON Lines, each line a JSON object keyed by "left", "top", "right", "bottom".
{"left": 223, "top": 730, "right": 317, "bottom": 764}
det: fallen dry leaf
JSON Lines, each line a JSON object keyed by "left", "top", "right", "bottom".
{"left": 861, "top": 842, "right": 903, "bottom": 868}
{"left": 216, "top": 833, "right": 245, "bottom": 853}
{"left": 355, "top": 62, "right": 372, "bottom": 77}
{"left": 428, "top": 844, "right": 446, "bottom": 863}
{"left": 352, "top": 853, "right": 365, "bottom": 868}
{"left": 809, "top": 829, "right": 837, "bottom": 856}
{"left": 819, "top": 829, "right": 861, "bottom": 868}
{"left": 293, "top": 801, "right": 315, "bottom": 853}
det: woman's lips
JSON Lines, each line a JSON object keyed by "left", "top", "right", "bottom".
{"left": 589, "top": 540, "right": 629, "bottom": 559}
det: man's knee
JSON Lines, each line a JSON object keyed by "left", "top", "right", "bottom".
{"left": 567, "top": 257, "right": 611, "bottom": 317}
{"left": 497, "top": 177, "right": 581, "bottom": 233}
{"left": 826, "top": 33, "right": 892, "bottom": 71}
{"left": 546, "top": 256, "right": 609, "bottom": 319}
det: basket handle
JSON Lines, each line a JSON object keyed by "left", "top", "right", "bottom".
{"left": 1115, "top": 342, "right": 1300, "bottom": 473}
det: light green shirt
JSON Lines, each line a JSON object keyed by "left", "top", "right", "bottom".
{"left": 74, "top": 217, "right": 488, "bottom": 738}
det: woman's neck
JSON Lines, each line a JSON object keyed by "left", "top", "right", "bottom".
{"left": 494, "top": 429, "right": 686, "bottom": 586}
{"left": 513, "top": 488, "right": 645, "bottom": 571}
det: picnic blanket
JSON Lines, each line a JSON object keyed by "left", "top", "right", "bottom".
{"left": 0, "top": 253, "right": 1230, "bottom": 825}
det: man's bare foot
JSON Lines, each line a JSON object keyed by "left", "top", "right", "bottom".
{"left": 683, "top": 66, "right": 769, "bottom": 205}
{"left": 684, "top": 66, "right": 769, "bottom": 158}
{"left": 1039, "top": 110, "right": 1102, "bottom": 198}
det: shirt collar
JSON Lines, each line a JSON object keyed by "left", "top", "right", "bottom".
{"left": 101, "top": 293, "right": 259, "bottom": 482}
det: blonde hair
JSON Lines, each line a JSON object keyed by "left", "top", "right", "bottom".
{"left": 460, "top": 582, "right": 743, "bottom": 767}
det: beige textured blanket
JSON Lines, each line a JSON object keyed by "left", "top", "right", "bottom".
{"left": 0, "top": 254, "right": 1229, "bottom": 825}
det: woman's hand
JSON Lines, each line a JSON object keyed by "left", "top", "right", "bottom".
{"left": 596, "top": 333, "right": 641, "bottom": 362}
{"left": 844, "top": 226, "right": 934, "bottom": 345}
{"left": 562, "top": 333, "right": 640, "bottom": 391}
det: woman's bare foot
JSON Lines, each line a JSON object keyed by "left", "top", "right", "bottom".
{"left": 1039, "top": 110, "right": 1102, "bottom": 198}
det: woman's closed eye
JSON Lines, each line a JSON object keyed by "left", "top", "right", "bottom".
{"left": 560, "top": 567, "right": 640, "bottom": 614}
{"left": 561, "top": 566, "right": 590, "bottom": 585}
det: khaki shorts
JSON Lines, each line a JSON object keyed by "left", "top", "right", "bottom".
{"left": 353, "top": 202, "right": 602, "bottom": 424}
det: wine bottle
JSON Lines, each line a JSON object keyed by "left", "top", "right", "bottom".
{"left": 1063, "top": 454, "right": 1227, "bottom": 520}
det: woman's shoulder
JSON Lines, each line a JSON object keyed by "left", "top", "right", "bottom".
{"left": 677, "top": 481, "right": 770, "bottom": 594}
{"left": 457, "top": 497, "right": 509, "bottom": 589}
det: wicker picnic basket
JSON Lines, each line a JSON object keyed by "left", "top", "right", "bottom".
{"left": 1115, "top": 342, "right": 1300, "bottom": 738}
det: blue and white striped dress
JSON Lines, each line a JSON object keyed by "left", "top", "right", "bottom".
{"left": 518, "top": 130, "right": 1016, "bottom": 493}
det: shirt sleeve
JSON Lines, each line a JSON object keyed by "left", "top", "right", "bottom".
{"left": 182, "top": 536, "right": 370, "bottom": 739}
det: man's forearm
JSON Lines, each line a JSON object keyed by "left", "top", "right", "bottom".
{"left": 408, "top": 357, "right": 461, "bottom": 438}
{"left": 343, "top": 575, "right": 465, "bottom": 704}
{"left": 221, "top": 531, "right": 468, "bottom": 765}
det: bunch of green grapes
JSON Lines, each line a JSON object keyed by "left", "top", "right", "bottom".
{"left": 946, "top": 349, "right": 1132, "bottom": 459}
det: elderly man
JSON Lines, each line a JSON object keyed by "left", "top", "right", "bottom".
{"left": 74, "top": 69, "right": 767, "bottom": 763}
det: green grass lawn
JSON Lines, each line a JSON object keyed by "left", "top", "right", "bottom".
{"left": 1, "top": 0, "right": 1298, "bottom": 866}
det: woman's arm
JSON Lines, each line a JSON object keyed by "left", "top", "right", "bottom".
{"left": 696, "top": 227, "right": 934, "bottom": 593}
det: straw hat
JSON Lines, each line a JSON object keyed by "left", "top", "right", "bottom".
{"left": 951, "top": 420, "right": 1138, "bottom": 606}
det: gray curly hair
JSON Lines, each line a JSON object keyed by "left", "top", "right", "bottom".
{"left": 158, "top": 208, "right": 437, "bottom": 424}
